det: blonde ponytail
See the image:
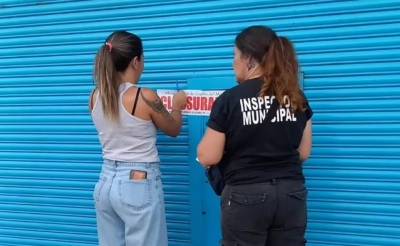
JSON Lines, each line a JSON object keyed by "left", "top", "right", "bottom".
{"left": 93, "top": 44, "right": 121, "bottom": 124}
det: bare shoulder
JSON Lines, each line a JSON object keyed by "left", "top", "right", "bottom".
{"left": 89, "top": 88, "right": 98, "bottom": 100}
{"left": 140, "top": 88, "right": 163, "bottom": 112}
{"left": 88, "top": 88, "right": 98, "bottom": 111}
{"left": 140, "top": 87, "right": 158, "bottom": 100}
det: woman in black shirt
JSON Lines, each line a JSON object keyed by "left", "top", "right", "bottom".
{"left": 197, "top": 25, "right": 313, "bottom": 246}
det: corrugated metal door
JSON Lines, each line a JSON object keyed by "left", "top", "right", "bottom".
{"left": 0, "top": 1, "right": 194, "bottom": 245}
{"left": 1, "top": 1, "right": 400, "bottom": 246}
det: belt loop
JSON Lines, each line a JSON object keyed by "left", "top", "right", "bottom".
{"left": 271, "top": 178, "right": 276, "bottom": 185}
{"left": 145, "top": 163, "right": 150, "bottom": 169}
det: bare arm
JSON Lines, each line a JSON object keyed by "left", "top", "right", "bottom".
{"left": 197, "top": 93, "right": 227, "bottom": 167}
{"left": 140, "top": 88, "right": 182, "bottom": 137}
{"left": 197, "top": 127, "right": 225, "bottom": 167}
{"left": 298, "top": 119, "right": 312, "bottom": 161}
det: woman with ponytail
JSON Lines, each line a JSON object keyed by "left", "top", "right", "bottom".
{"left": 197, "top": 26, "right": 313, "bottom": 246}
{"left": 89, "top": 31, "right": 187, "bottom": 246}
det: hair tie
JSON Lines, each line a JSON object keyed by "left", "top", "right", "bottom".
{"left": 105, "top": 42, "right": 113, "bottom": 51}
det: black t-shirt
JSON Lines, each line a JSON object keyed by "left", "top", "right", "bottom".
{"left": 206, "top": 77, "right": 313, "bottom": 185}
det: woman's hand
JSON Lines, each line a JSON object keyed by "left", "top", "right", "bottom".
{"left": 172, "top": 91, "right": 187, "bottom": 109}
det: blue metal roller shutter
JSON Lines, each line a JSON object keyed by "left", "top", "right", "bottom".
{"left": 1, "top": 0, "right": 400, "bottom": 245}
{"left": 0, "top": 1, "right": 194, "bottom": 245}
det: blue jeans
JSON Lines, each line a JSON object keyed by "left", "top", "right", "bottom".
{"left": 93, "top": 159, "right": 168, "bottom": 246}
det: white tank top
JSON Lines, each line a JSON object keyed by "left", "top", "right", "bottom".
{"left": 91, "top": 82, "right": 159, "bottom": 162}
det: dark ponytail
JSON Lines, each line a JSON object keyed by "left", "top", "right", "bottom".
{"left": 259, "top": 36, "right": 305, "bottom": 112}
{"left": 93, "top": 44, "right": 121, "bottom": 124}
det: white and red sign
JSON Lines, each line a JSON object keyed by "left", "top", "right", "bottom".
{"left": 157, "top": 90, "right": 224, "bottom": 116}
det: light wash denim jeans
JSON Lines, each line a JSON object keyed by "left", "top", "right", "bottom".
{"left": 93, "top": 159, "right": 168, "bottom": 246}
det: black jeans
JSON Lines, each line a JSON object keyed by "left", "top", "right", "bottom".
{"left": 220, "top": 179, "right": 307, "bottom": 246}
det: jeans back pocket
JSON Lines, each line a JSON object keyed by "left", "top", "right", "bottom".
{"left": 118, "top": 179, "right": 152, "bottom": 211}
{"left": 225, "top": 191, "right": 267, "bottom": 231}
{"left": 287, "top": 188, "right": 308, "bottom": 227}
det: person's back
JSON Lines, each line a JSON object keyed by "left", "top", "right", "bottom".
{"left": 89, "top": 30, "right": 187, "bottom": 246}
{"left": 197, "top": 26, "right": 312, "bottom": 246}
{"left": 215, "top": 78, "right": 311, "bottom": 185}
{"left": 91, "top": 82, "right": 159, "bottom": 162}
